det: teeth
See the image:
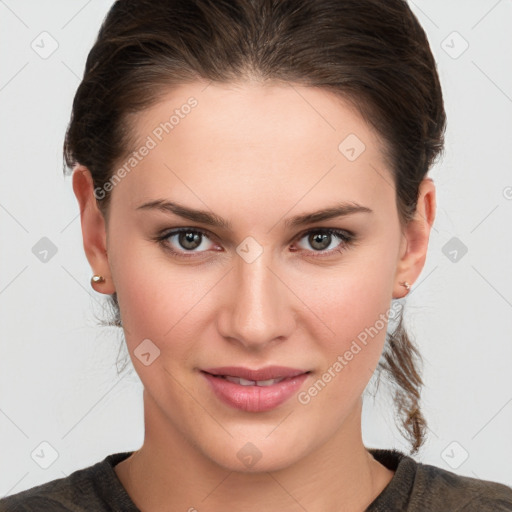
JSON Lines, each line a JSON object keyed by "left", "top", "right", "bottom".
{"left": 224, "top": 376, "right": 285, "bottom": 386}
{"left": 257, "top": 378, "right": 282, "bottom": 386}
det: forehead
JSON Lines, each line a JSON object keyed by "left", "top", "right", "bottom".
{"left": 112, "top": 81, "right": 394, "bottom": 217}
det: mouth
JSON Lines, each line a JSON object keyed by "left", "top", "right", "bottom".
{"left": 206, "top": 374, "right": 291, "bottom": 386}
{"left": 200, "top": 366, "right": 311, "bottom": 412}
{"left": 201, "top": 365, "right": 310, "bottom": 381}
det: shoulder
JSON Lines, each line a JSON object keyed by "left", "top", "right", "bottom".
{"left": 0, "top": 452, "right": 136, "bottom": 512}
{"left": 0, "top": 471, "right": 90, "bottom": 512}
{"left": 413, "top": 459, "right": 512, "bottom": 511}
{"left": 368, "top": 448, "right": 512, "bottom": 512}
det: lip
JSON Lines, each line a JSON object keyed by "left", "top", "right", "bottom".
{"left": 200, "top": 366, "right": 310, "bottom": 412}
{"left": 202, "top": 365, "right": 308, "bottom": 381}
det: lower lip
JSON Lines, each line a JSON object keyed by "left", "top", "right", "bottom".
{"left": 201, "top": 371, "right": 309, "bottom": 412}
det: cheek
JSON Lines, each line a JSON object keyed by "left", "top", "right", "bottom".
{"left": 113, "top": 260, "right": 202, "bottom": 340}
{"left": 299, "top": 240, "right": 398, "bottom": 389}
{"left": 307, "top": 277, "right": 391, "bottom": 365}
{"left": 109, "top": 237, "right": 221, "bottom": 369}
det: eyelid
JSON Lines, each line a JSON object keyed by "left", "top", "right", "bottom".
{"left": 293, "top": 225, "right": 353, "bottom": 241}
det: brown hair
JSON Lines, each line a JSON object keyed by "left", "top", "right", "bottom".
{"left": 63, "top": 0, "right": 446, "bottom": 455}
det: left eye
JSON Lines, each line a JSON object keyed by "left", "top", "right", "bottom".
{"left": 294, "top": 229, "right": 352, "bottom": 254}
{"left": 156, "top": 227, "right": 354, "bottom": 258}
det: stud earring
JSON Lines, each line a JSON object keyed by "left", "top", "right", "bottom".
{"left": 91, "top": 275, "right": 105, "bottom": 286}
{"left": 401, "top": 281, "right": 411, "bottom": 292}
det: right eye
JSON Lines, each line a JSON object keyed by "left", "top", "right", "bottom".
{"left": 156, "top": 227, "right": 219, "bottom": 258}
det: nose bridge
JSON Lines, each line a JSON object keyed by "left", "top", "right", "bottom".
{"left": 220, "top": 246, "right": 293, "bottom": 348}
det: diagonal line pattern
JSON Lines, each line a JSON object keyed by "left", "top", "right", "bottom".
{"left": 408, "top": 1, "right": 439, "bottom": 29}
{"left": 0, "top": 62, "right": 29, "bottom": 92}
{"left": 61, "top": 60, "right": 81, "bottom": 81}
{"left": 161, "top": 365, "right": 233, "bottom": 438}
{"left": 267, "top": 164, "right": 336, "bottom": 234}
{"left": 471, "top": 0, "right": 503, "bottom": 30}
{"left": 61, "top": 267, "right": 127, "bottom": 335}
{"left": 60, "top": 212, "right": 80, "bottom": 233}
{"left": 471, "top": 265, "right": 512, "bottom": 309}
{"left": 200, "top": 80, "right": 212, "bottom": 93}
{"left": 471, "top": 61, "right": 512, "bottom": 105}
{"left": 61, "top": 373, "right": 127, "bottom": 439}
{"left": 289, "top": 84, "right": 336, "bottom": 131}
{"left": 265, "top": 472, "right": 309, "bottom": 511}
{"left": 0, "top": 408, "right": 29, "bottom": 438}
{"left": 407, "top": 265, "right": 438, "bottom": 298}
{"left": 0, "top": 202, "right": 29, "bottom": 232}
{"left": 163, "top": 267, "right": 234, "bottom": 337}
{"left": 61, "top": 0, "right": 93, "bottom": 29}
{"left": 369, "top": 163, "right": 394, "bottom": 190}
{"left": 369, "top": 164, "right": 439, "bottom": 235}
{"left": 469, "top": 205, "right": 499, "bottom": 233}
{"left": 163, "top": 162, "right": 216, "bottom": 214}
{"left": 265, "top": 266, "right": 336, "bottom": 335}
{"left": 201, "top": 470, "right": 233, "bottom": 502}
{"left": 1, "top": 473, "right": 30, "bottom": 499}
{"left": 471, "top": 397, "right": 512, "bottom": 440}
{"left": 424, "top": 423, "right": 439, "bottom": 440}
{"left": 265, "top": 410, "right": 294, "bottom": 438}
{"left": 0, "top": 265, "right": 29, "bottom": 296}
{"left": 60, "top": 265, "right": 105, "bottom": 308}
{"left": 0, "top": 0, "right": 29, "bottom": 28}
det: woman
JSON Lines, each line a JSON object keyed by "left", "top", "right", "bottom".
{"left": 2, "top": 0, "right": 511, "bottom": 510}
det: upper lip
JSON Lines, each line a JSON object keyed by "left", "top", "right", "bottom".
{"left": 201, "top": 366, "right": 309, "bottom": 381}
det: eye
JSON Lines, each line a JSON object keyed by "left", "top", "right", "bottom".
{"left": 293, "top": 228, "right": 354, "bottom": 258}
{"left": 156, "top": 228, "right": 218, "bottom": 257}
{"left": 155, "top": 227, "right": 354, "bottom": 259}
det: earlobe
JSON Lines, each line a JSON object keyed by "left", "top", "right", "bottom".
{"left": 393, "top": 178, "right": 436, "bottom": 299}
{"left": 72, "top": 165, "right": 116, "bottom": 294}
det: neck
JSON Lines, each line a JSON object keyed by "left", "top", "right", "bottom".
{"left": 115, "top": 392, "right": 394, "bottom": 512}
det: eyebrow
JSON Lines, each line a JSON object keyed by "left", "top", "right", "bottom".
{"left": 136, "top": 199, "right": 373, "bottom": 230}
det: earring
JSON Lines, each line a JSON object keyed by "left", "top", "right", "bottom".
{"left": 401, "top": 281, "right": 411, "bottom": 292}
{"left": 91, "top": 275, "right": 105, "bottom": 286}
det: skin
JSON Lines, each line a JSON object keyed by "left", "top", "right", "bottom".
{"left": 73, "top": 80, "right": 436, "bottom": 512}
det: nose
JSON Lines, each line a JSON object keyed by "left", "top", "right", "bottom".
{"left": 216, "top": 248, "right": 296, "bottom": 351}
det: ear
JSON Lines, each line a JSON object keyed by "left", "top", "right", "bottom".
{"left": 72, "top": 165, "right": 116, "bottom": 294}
{"left": 393, "top": 177, "right": 436, "bottom": 299}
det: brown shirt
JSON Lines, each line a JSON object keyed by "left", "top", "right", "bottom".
{"left": 1, "top": 449, "right": 511, "bottom": 511}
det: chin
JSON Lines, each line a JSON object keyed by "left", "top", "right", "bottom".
{"left": 201, "top": 432, "right": 311, "bottom": 474}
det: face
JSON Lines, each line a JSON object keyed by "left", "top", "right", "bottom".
{"left": 82, "top": 81, "right": 428, "bottom": 472}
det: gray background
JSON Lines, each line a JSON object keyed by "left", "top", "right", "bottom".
{"left": 1, "top": 0, "right": 511, "bottom": 497}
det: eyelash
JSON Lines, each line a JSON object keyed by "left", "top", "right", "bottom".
{"left": 154, "top": 227, "right": 355, "bottom": 260}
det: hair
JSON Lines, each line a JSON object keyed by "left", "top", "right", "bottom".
{"left": 63, "top": 0, "right": 446, "bottom": 455}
